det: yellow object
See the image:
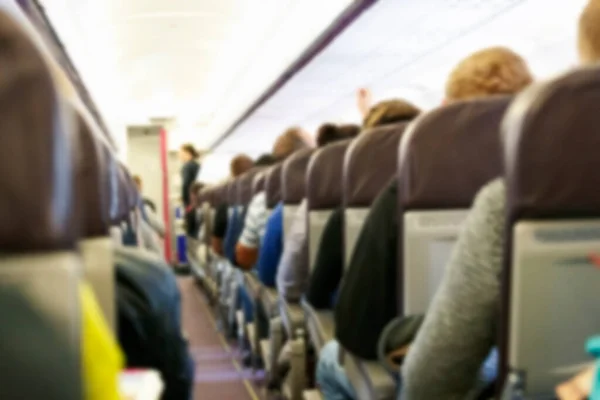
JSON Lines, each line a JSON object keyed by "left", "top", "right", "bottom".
{"left": 81, "top": 282, "right": 124, "bottom": 400}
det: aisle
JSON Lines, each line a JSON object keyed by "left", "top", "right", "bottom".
{"left": 178, "top": 277, "right": 260, "bottom": 399}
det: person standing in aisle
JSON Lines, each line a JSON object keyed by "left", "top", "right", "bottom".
{"left": 179, "top": 143, "right": 201, "bottom": 208}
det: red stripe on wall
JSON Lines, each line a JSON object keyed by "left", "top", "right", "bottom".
{"left": 159, "top": 128, "right": 173, "bottom": 262}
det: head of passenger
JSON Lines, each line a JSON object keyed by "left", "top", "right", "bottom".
{"left": 133, "top": 175, "right": 142, "bottom": 193}
{"left": 578, "top": 0, "right": 600, "bottom": 64}
{"left": 230, "top": 154, "right": 254, "bottom": 177}
{"left": 271, "top": 126, "right": 314, "bottom": 161}
{"left": 445, "top": 46, "right": 533, "bottom": 102}
{"left": 179, "top": 143, "right": 199, "bottom": 163}
{"left": 316, "top": 123, "right": 361, "bottom": 147}
{"left": 363, "top": 99, "right": 421, "bottom": 129}
{"left": 254, "top": 154, "right": 277, "bottom": 167}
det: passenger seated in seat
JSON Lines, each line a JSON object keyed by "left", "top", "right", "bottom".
{"left": 257, "top": 124, "right": 359, "bottom": 290}
{"left": 396, "top": 49, "right": 534, "bottom": 399}
{"left": 317, "top": 48, "right": 534, "bottom": 400}
{"left": 306, "top": 99, "right": 422, "bottom": 310}
{"left": 235, "top": 127, "right": 314, "bottom": 268}
{"left": 400, "top": 9, "right": 600, "bottom": 394}
{"left": 211, "top": 154, "right": 253, "bottom": 255}
{"left": 276, "top": 123, "right": 361, "bottom": 302}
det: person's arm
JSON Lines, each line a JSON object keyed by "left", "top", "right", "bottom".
{"left": 306, "top": 208, "right": 344, "bottom": 309}
{"left": 334, "top": 181, "right": 398, "bottom": 360}
{"left": 276, "top": 201, "right": 308, "bottom": 302}
{"left": 257, "top": 204, "right": 283, "bottom": 287}
{"left": 555, "top": 365, "right": 595, "bottom": 400}
{"left": 236, "top": 193, "right": 266, "bottom": 269}
{"left": 400, "top": 180, "right": 505, "bottom": 399}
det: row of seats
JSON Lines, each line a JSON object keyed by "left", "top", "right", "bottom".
{"left": 0, "top": 10, "right": 193, "bottom": 399}
{"left": 191, "top": 63, "right": 600, "bottom": 400}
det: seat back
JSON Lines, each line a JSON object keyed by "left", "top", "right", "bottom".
{"left": 307, "top": 140, "right": 352, "bottom": 273}
{"left": 75, "top": 112, "right": 117, "bottom": 332}
{"left": 343, "top": 123, "right": 408, "bottom": 269}
{"left": 398, "top": 97, "right": 508, "bottom": 316}
{"left": 0, "top": 12, "right": 82, "bottom": 396}
{"left": 266, "top": 163, "right": 284, "bottom": 211}
{"left": 253, "top": 170, "right": 267, "bottom": 196}
{"left": 282, "top": 148, "right": 314, "bottom": 238}
{"left": 500, "top": 67, "right": 600, "bottom": 396}
{"left": 238, "top": 168, "right": 263, "bottom": 207}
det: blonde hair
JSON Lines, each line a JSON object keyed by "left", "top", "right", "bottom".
{"left": 363, "top": 99, "right": 421, "bottom": 129}
{"left": 445, "top": 47, "right": 533, "bottom": 101}
{"left": 578, "top": 0, "right": 600, "bottom": 64}
{"left": 272, "top": 127, "right": 313, "bottom": 160}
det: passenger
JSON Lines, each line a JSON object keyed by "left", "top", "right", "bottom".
{"left": 316, "top": 48, "right": 533, "bottom": 400}
{"left": 257, "top": 124, "right": 359, "bottom": 291}
{"left": 211, "top": 153, "right": 254, "bottom": 255}
{"left": 396, "top": 48, "right": 535, "bottom": 399}
{"left": 179, "top": 143, "right": 202, "bottom": 207}
{"left": 306, "top": 99, "right": 421, "bottom": 310}
{"left": 235, "top": 127, "right": 313, "bottom": 268}
{"left": 310, "top": 100, "right": 421, "bottom": 400}
{"left": 276, "top": 124, "right": 360, "bottom": 302}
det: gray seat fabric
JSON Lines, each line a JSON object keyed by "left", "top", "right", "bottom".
{"left": 341, "top": 123, "right": 410, "bottom": 399}
{"left": 265, "top": 163, "right": 284, "bottom": 209}
{"left": 280, "top": 148, "right": 315, "bottom": 336}
{"left": 0, "top": 12, "right": 82, "bottom": 397}
{"left": 397, "top": 97, "right": 509, "bottom": 316}
{"left": 500, "top": 67, "right": 600, "bottom": 397}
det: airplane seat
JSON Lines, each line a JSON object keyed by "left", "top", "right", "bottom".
{"left": 261, "top": 163, "right": 285, "bottom": 317}
{"left": 280, "top": 148, "right": 315, "bottom": 338}
{"left": 260, "top": 163, "right": 286, "bottom": 378}
{"left": 75, "top": 112, "right": 118, "bottom": 333}
{"left": 244, "top": 170, "right": 268, "bottom": 299}
{"left": 303, "top": 140, "right": 353, "bottom": 356}
{"left": 341, "top": 122, "right": 410, "bottom": 400}
{"left": 499, "top": 67, "right": 600, "bottom": 398}
{"left": 397, "top": 97, "right": 509, "bottom": 318}
{"left": 108, "top": 166, "right": 125, "bottom": 246}
{"left": 0, "top": 11, "right": 82, "bottom": 395}
{"left": 280, "top": 148, "right": 316, "bottom": 400}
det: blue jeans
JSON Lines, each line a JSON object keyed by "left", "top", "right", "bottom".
{"left": 237, "top": 285, "right": 254, "bottom": 323}
{"left": 316, "top": 341, "right": 357, "bottom": 400}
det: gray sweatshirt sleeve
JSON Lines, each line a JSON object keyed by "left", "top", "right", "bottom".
{"left": 276, "top": 200, "right": 309, "bottom": 302}
{"left": 400, "top": 179, "right": 506, "bottom": 400}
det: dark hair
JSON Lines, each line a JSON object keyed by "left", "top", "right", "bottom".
{"left": 363, "top": 99, "right": 421, "bottom": 129}
{"left": 181, "top": 143, "right": 199, "bottom": 159}
{"left": 316, "top": 123, "right": 361, "bottom": 147}
{"left": 230, "top": 154, "right": 254, "bottom": 177}
{"left": 255, "top": 154, "right": 277, "bottom": 167}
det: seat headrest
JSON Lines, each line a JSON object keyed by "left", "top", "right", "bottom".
{"left": 75, "top": 113, "right": 112, "bottom": 237}
{"left": 227, "top": 178, "right": 240, "bottom": 205}
{"left": 252, "top": 171, "right": 267, "bottom": 195}
{"left": 344, "top": 123, "right": 408, "bottom": 208}
{"left": 308, "top": 140, "right": 353, "bottom": 210}
{"left": 124, "top": 170, "right": 138, "bottom": 211}
{"left": 266, "top": 163, "right": 284, "bottom": 208}
{"left": 504, "top": 66, "right": 600, "bottom": 221}
{"left": 399, "top": 97, "right": 509, "bottom": 210}
{"left": 238, "top": 168, "right": 263, "bottom": 206}
{"left": 283, "top": 148, "right": 315, "bottom": 204}
{"left": 0, "top": 12, "right": 78, "bottom": 252}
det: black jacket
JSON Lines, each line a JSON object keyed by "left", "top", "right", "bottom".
{"left": 116, "top": 247, "right": 194, "bottom": 400}
{"left": 181, "top": 160, "right": 200, "bottom": 207}
{"left": 335, "top": 180, "right": 398, "bottom": 360}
